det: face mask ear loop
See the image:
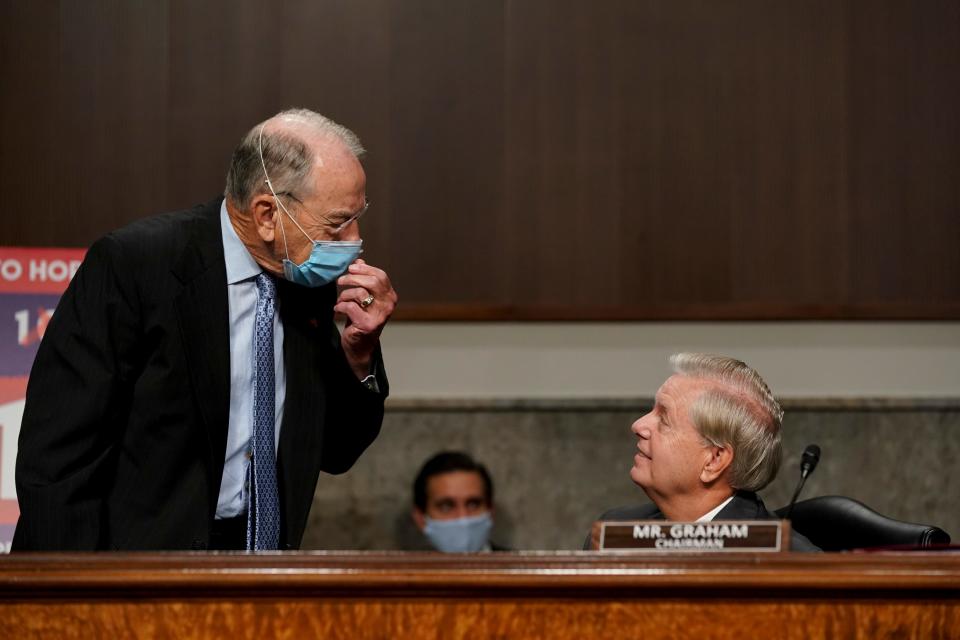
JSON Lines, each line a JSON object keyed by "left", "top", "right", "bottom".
{"left": 276, "top": 201, "right": 292, "bottom": 261}
{"left": 277, "top": 200, "right": 315, "bottom": 244}
{"left": 257, "top": 123, "right": 315, "bottom": 259}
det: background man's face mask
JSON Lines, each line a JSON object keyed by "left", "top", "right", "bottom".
{"left": 423, "top": 512, "right": 493, "bottom": 553}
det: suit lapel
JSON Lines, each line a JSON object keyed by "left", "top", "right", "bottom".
{"left": 172, "top": 202, "right": 231, "bottom": 515}
{"left": 276, "top": 280, "right": 336, "bottom": 547}
{"left": 716, "top": 491, "right": 764, "bottom": 520}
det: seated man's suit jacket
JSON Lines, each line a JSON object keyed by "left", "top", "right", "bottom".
{"left": 586, "top": 491, "right": 820, "bottom": 552}
{"left": 13, "top": 198, "right": 386, "bottom": 551}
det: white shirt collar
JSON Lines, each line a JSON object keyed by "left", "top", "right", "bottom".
{"left": 696, "top": 494, "right": 736, "bottom": 522}
{"left": 219, "top": 199, "right": 262, "bottom": 284}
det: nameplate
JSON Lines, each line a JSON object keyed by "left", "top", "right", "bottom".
{"left": 594, "top": 520, "right": 790, "bottom": 553}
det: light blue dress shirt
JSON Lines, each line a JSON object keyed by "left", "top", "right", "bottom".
{"left": 216, "top": 201, "right": 286, "bottom": 519}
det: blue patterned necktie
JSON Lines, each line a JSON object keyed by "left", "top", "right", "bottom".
{"left": 247, "top": 273, "right": 280, "bottom": 550}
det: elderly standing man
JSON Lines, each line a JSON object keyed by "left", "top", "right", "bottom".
{"left": 586, "top": 353, "right": 818, "bottom": 551}
{"left": 14, "top": 108, "right": 396, "bottom": 551}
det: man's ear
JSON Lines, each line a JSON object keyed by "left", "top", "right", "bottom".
{"left": 700, "top": 444, "right": 733, "bottom": 484}
{"left": 411, "top": 507, "right": 426, "bottom": 532}
{"left": 251, "top": 193, "right": 279, "bottom": 243}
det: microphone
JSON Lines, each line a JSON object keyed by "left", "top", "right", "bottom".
{"left": 785, "top": 444, "right": 821, "bottom": 520}
{"left": 800, "top": 444, "right": 821, "bottom": 479}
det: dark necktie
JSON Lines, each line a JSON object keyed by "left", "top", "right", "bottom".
{"left": 247, "top": 273, "right": 280, "bottom": 550}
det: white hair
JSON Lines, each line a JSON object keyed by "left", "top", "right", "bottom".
{"left": 670, "top": 353, "right": 783, "bottom": 492}
{"left": 224, "top": 107, "right": 365, "bottom": 209}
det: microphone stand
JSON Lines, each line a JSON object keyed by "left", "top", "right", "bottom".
{"left": 785, "top": 444, "right": 821, "bottom": 520}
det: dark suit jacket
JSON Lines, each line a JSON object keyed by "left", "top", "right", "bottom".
{"left": 13, "top": 198, "right": 387, "bottom": 550}
{"left": 585, "top": 491, "right": 820, "bottom": 552}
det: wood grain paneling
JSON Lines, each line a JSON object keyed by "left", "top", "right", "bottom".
{"left": 0, "top": 1, "right": 957, "bottom": 319}
{"left": 1, "top": 553, "right": 959, "bottom": 639}
{"left": 4, "top": 600, "right": 960, "bottom": 640}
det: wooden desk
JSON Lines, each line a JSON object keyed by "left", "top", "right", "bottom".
{"left": 1, "top": 552, "right": 958, "bottom": 639}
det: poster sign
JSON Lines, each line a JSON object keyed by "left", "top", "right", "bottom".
{"left": 0, "top": 247, "right": 85, "bottom": 552}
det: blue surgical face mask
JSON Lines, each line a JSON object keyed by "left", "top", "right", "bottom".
{"left": 423, "top": 512, "right": 493, "bottom": 553}
{"left": 280, "top": 236, "right": 362, "bottom": 288}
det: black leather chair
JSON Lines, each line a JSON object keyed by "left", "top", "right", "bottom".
{"left": 774, "top": 495, "right": 951, "bottom": 551}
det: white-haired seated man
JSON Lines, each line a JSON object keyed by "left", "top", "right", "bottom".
{"left": 586, "top": 353, "right": 819, "bottom": 552}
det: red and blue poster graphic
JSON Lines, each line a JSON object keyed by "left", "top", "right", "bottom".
{"left": 0, "top": 247, "right": 85, "bottom": 552}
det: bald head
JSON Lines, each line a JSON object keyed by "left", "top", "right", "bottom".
{"left": 224, "top": 108, "right": 365, "bottom": 211}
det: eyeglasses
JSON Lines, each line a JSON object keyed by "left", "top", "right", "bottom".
{"left": 276, "top": 190, "right": 369, "bottom": 235}
{"left": 328, "top": 199, "right": 370, "bottom": 234}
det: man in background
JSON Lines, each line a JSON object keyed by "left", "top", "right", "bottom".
{"left": 14, "top": 108, "right": 396, "bottom": 551}
{"left": 412, "top": 451, "right": 507, "bottom": 552}
{"left": 586, "top": 353, "right": 818, "bottom": 552}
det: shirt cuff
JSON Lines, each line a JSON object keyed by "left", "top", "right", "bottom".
{"left": 360, "top": 359, "right": 381, "bottom": 393}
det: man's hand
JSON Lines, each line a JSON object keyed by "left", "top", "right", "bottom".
{"left": 334, "top": 259, "right": 397, "bottom": 380}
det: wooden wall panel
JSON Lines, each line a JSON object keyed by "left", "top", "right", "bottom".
{"left": 846, "top": 1, "right": 960, "bottom": 306}
{"left": 0, "top": 0, "right": 957, "bottom": 319}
